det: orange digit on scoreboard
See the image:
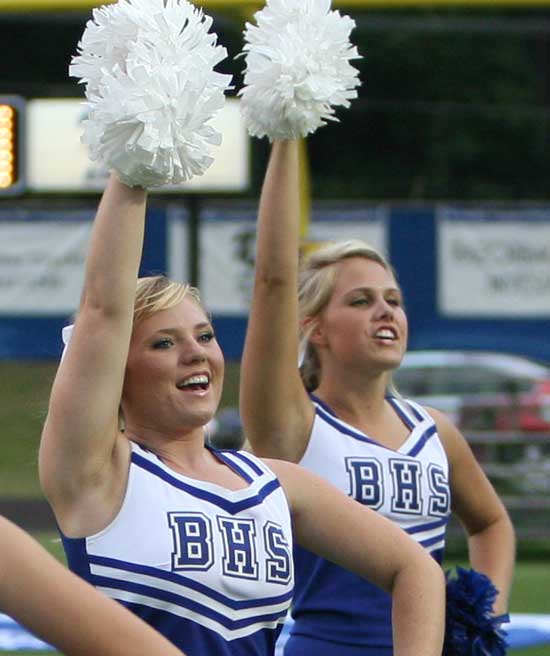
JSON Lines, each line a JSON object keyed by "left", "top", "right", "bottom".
{"left": 0, "top": 96, "right": 25, "bottom": 197}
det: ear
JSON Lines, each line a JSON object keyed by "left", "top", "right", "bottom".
{"left": 302, "top": 316, "right": 327, "bottom": 347}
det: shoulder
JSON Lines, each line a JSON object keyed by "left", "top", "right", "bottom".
{"left": 388, "top": 395, "right": 434, "bottom": 424}
{"left": 259, "top": 457, "right": 330, "bottom": 512}
{"left": 259, "top": 457, "right": 303, "bottom": 486}
{"left": 422, "top": 405, "right": 475, "bottom": 468}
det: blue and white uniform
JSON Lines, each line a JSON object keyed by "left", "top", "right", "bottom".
{"left": 61, "top": 443, "right": 294, "bottom": 656}
{"left": 285, "top": 394, "right": 451, "bottom": 656}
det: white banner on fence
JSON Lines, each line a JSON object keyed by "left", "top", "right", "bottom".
{"left": 200, "top": 207, "right": 388, "bottom": 315}
{"left": 0, "top": 220, "right": 91, "bottom": 315}
{"left": 437, "top": 208, "right": 550, "bottom": 317}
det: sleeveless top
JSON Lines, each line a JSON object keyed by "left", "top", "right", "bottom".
{"left": 61, "top": 442, "right": 294, "bottom": 656}
{"left": 291, "top": 395, "right": 451, "bottom": 649}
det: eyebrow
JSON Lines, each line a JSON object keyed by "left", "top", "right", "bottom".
{"left": 347, "top": 286, "right": 402, "bottom": 295}
{"left": 153, "top": 323, "right": 212, "bottom": 336}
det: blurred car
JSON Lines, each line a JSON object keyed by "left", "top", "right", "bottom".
{"left": 393, "top": 350, "right": 550, "bottom": 433}
{"left": 207, "top": 407, "right": 245, "bottom": 450}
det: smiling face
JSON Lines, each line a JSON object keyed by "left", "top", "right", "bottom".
{"left": 309, "top": 257, "right": 408, "bottom": 381}
{"left": 121, "top": 297, "right": 224, "bottom": 436}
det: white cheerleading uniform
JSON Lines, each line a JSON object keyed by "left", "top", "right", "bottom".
{"left": 287, "top": 394, "right": 451, "bottom": 654}
{"left": 61, "top": 443, "right": 294, "bottom": 656}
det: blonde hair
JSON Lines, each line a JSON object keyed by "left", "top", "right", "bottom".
{"left": 298, "top": 239, "right": 399, "bottom": 394}
{"left": 133, "top": 276, "right": 207, "bottom": 326}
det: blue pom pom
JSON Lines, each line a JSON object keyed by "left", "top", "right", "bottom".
{"left": 444, "top": 567, "right": 509, "bottom": 656}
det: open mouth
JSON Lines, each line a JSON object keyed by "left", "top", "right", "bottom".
{"left": 176, "top": 374, "right": 210, "bottom": 392}
{"left": 374, "top": 328, "right": 397, "bottom": 341}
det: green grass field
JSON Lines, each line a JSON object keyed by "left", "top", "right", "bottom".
{"left": 0, "top": 361, "right": 242, "bottom": 497}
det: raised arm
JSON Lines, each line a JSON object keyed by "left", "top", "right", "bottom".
{"left": 240, "top": 140, "right": 315, "bottom": 462}
{"left": 39, "top": 174, "right": 147, "bottom": 534}
{"left": 270, "top": 459, "right": 445, "bottom": 656}
{"left": 0, "top": 516, "right": 185, "bottom": 656}
{"left": 432, "top": 408, "right": 515, "bottom": 614}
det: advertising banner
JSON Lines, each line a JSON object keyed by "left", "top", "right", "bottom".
{"left": 0, "top": 212, "right": 92, "bottom": 315}
{"left": 168, "top": 204, "right": 389, "bottom": 315}
{"left": 437, "top": 207, "right": 550, "bottom": 317}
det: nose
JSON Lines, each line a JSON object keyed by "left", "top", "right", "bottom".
{"left": 179, "top": 339, "right": 207, "bottom": 364}
{"left": 373, "top": 296, "right": 394, "bottom": 320}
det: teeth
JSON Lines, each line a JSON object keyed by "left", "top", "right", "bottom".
{"left": 179, "top": 375, "right": 209, "bottom": 387}
{"left": 375, "top": 329, "right": 395, "bottom": 340}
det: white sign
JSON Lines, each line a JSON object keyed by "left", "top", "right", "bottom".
{"left": 26, "top": 98, "right": 249, "bottom": 193}
{"left": 438, "top": 207, "right": 550, "bottom": 317}
{"left": 0, "top": 217, "right": 91, "bottom": 315}
{"left": 304, "top": 206, "right": 388, "bottom": 256}
{"left": 168, "top": 205, "right": 389, "bottom": 315}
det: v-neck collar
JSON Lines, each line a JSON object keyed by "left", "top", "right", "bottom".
{"left": 310, "top": 393, "right": 431, "bottom": 455}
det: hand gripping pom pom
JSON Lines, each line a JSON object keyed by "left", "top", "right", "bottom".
{"left": 70, "top": 0, "right": 232, "bottom": 187}
{"left": 239, "top": 0, "right": 361, "bottom": 140}
{"left": 444, "top": 567, "right": 510, "bottom": 656}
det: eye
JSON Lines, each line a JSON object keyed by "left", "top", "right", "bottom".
{"left": 152, "top": 338, "right": 174, "bottom": 349}
{"left": 387, "top": 297, "right": 401, "bottom": 307}
{"left": 198, "top": 330, "right": 215, "bottom": 343}
{"left": 351, "top": 297, "right": 369, "bottom": 307}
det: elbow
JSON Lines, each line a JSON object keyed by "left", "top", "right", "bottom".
{"left": 389, "top": 546, "right": 446, "bottom": 612}
{"left": 468, "top": 507, "right": 516, "bottom": 544}
{"left": 413, "top": 549, "right": 444, "bottom": 587}
{"left": 255, "top": 268, "right": 294, "bottom": 291}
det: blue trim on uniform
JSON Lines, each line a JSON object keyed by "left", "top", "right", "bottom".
{"left": 212, "top": 449, "right": 254, "bottom": 484}
{"left": 59, "top": 534, "right": 92, "bottom": 579}
{"left": 431, "top": 547, "right": 444, "bottom": 563}
{"left": 309, "top": 393, "right": 338, "bottom": 417}
{"left": 313, "top": 394, "right": 438, "bottom": 454}
{"left": 230, "top": 451, "right": 265, "bottom": 476}
{"left": 385, "top": 396, "right": 416, "bottom": 430}
{"left": 402, "top": 398, "right": 430, "bottom": 422}
{"left": 406, "top": 424, "right": 437, "bottom": 457}
{"left": 120, "top": 599, "right": 283, "bottom": 655}
{"left": 89, "top": 554, "right": 294, "bottom": 610}
{"left": 92, "top": 573, "right": 288, "bottom": 631}
{"left": 315, "top": 406, "right": 380, "bottom": 447}
{"left": 420, "top": 533, "right": 446, "bottom": 549}
{"left": 403, "top": 398, "right": 425, "bottom": 423}
{"left": 406, "top": 517, "right": 449, "bottom": 534}
{"left": 131, "top": 451, "right": 281, "bottom": 514}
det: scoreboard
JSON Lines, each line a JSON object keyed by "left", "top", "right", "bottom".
{"left": 0, "top": 97, "right": 248, "bottom": 196}
{"left": 0, "top": 96, "right": 25, "bottom": 197}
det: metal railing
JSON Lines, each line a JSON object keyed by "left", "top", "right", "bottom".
{"left": 449, "top": 431, "right": 550, "bottom": 544}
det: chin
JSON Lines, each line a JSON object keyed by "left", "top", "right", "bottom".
{"left": 189, "top": 408, "right": 217, "bottom": 429}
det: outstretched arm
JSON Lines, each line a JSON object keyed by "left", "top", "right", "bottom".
{"left": 0, "top": 516, "right": 184, "bottom": 656}
{"left": 432, "top": 408, "right": 515, "bottom": 614}
{"left": 240, "top": 141, "right": 315, "bottom": 462}
{"left": 270, "top": 459, "right": 445, "bottom": 656}
{"left": 39, "top": 174, "right": 147, "bottom": 534}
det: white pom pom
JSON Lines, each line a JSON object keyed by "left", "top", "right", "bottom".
{"left": 70, "top": 0, "right": 232, "bottom": 187}
{"left": 239, "top": 0, "right": 361, "bottom": 141}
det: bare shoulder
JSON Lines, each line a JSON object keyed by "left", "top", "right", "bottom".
{"left": 423, "top": 404, "right": 469, "bottom": 463}
{"left": 259, "top": 456, "right": 336, "bottom": 516}
{"left": 261, "top": 457, "right": 312, "bottom": 500}
{"left": 261, "top": 457, "right": 304, "bottom": 483}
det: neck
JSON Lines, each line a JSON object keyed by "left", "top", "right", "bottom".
{"left": 125, "top": 423, "right": 207, "bottom": 465}
{"left": 314, "top": 371, "right": 389, "bottom": 424}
